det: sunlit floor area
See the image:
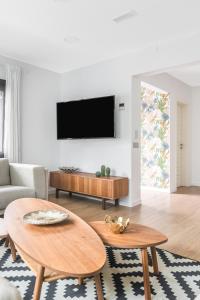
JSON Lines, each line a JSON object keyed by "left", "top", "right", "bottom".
{"left": 50, "top": 186, "right": 200, "bottom": 261}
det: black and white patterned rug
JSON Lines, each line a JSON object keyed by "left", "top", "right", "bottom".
{"left": 0, "top": 239, "right": 200, "bottom": 300}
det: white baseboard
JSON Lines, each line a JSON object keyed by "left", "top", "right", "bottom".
{"left": 190, "top": 182, "right": 200, "bottom": 187}
{"left": 120, "top": 198, "right": 141, "bottom": 207}
{"left": 48, "top": 187, "right": 56, "bottom": 195}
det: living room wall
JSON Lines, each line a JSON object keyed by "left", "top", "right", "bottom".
{"left": 0, "top": 54, "right": 60, "bottom": 170}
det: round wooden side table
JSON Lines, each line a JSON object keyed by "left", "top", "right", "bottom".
{"left": 0, "top": 218, "right": 16, "bottom": 261}
{"left": 90, "top": 221, "right": 168, "bottom": 300}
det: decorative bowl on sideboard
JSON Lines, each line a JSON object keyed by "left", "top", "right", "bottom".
{"left": 59, "top": 166, "right": 80, "bottom": 173}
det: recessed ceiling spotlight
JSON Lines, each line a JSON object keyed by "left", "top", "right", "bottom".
{"left": 64, "top": 35, "right": 80, "bottom": 44}
{"left": 113, "top": 9, "right": 138, "bottom": 24}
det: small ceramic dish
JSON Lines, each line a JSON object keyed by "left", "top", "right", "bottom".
{"left": 23, "top": 210, "right": 69, "bottom": 225}
{"left": 105, "top": 215, "right": 130, "bottom": 234}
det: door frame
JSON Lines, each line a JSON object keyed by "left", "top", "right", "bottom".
{"left": 176, "top": 102, "right": 190, "bottom": 187}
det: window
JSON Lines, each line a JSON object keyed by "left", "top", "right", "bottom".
{"left": 0, "top": 79, "right": 6, "bottom": 157}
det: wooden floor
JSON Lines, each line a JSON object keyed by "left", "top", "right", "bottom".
{"left": 49, "top": 186, "right": 200, "bottom": 261}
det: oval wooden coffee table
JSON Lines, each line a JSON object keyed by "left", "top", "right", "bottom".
{"left": 90, "top": 221, "right": 168, "bottom": 300}
{"left": 4, "top": 199, "right": 107, "bottom": 300}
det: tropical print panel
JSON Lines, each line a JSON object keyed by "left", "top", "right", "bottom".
{"left": 141, "top": 84, "right": 170, "bottom": 189}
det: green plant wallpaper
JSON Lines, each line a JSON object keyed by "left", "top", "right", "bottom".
{"left": 141, "top": 85, "right": 170, "bottom": 189}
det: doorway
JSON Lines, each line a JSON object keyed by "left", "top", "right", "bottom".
{"left": 140, "top": 82, "right": 170, "bottom": 191}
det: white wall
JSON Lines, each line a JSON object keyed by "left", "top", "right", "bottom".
{"left": 191, "top": 87, "right": 200, "bottom": 186}
{"left": 0, "top": 55, "right": 60, "bottom": 170}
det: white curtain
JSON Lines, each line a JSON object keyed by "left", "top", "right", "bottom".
{"left": 4, "top": 65, "right": 21, "bottom": 163}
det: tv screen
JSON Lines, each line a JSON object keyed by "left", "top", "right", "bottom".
{"left": 57, "top": 96, "right": 115, "bottom": 139}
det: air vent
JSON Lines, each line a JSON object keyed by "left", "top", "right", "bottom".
{"left": 113, "top": 10, "right": 138, "bottom": 24}
{"left": 54, "top": 0, "right": 72, "bottom": 3}
{"left": 64, "top": 36, "right": 80, "bottom": 44}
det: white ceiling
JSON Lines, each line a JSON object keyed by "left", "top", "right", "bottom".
{"left": 168, "top": 63, "right": 200, "bottom": 87}
{"left": 1, "top": 0, "right": 200, "bottom": 73}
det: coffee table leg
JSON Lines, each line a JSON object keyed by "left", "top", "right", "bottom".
{"left": 5, "top": 236, "right": 9, "bottom": 247}
{"left": 94, "top": 273, "right": 104, "bottom": 300}
{"left": 78, "top": 277, "right": 83, "bottom": 285}
{"left": 141, "top": 248, "right": 151, "bottom": 300}
{"left": 9, "top": 237, "right": 16, "bottom": 262}
{"left": 150, "top": 247, "right": 159, "bottom": 275}
{"left": 33, "top": 265, "right": 45, "bottom": 300}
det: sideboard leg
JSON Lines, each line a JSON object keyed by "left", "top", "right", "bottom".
{"left": 102, "top": 199, "right": 106, "bottom": 210}
{"left": 115, "top": 199, "right": 119, "bottom": 207}
{"left": 69, "top": 191, "right": 72, "bottom": 197}
{"left": 56, "top": 189, "right": 59, "bottom": 198}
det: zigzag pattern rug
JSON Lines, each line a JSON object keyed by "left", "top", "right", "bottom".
{"left": 0, "top": 239, "right": 200, "bottom": 300}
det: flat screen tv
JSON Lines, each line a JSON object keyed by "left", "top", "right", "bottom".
{"left": 57, "top": 96, "right": 115, "bottom": 139}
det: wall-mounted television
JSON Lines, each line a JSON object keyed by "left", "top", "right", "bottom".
{"left": 57, "top": 96, "right": 115, "bottom": 139}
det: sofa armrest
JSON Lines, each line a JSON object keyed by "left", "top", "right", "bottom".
{"left": 9, "top": 163, "right": 49, "bottom": 200}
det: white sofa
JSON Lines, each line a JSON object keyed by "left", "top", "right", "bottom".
{"left": 0, "top": 159, "right": 48, "bottom": 213}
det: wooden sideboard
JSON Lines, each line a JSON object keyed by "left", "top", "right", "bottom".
{"left": 50, "top": 171, "right": 129, "bottom": 210}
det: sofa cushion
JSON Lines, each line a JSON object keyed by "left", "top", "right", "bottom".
{"left": 0, "top": 185, "right": 35, "bottom": 209}
{"left": 0, "top": 159, "right": 10, "bottom": 186}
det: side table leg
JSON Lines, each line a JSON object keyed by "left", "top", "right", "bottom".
{"left": 9, "top": 237, "right": 16, "bottom": 261}
{"left": 141, "top": 248, "right": 151, "bottom": 300}
{"left": 150, "top": 247, "right": 159, "bottom": 275}
{"left": 33, "top": 265, "right": 45, "bottom": 300}
{"left": 94, "top": 274, "right": 104, "bottom": 300}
